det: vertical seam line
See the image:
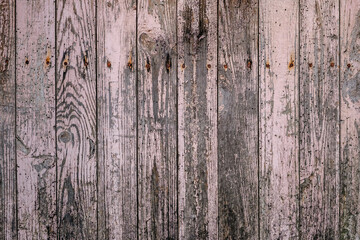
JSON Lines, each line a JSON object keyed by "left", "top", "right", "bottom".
{"left": 54, "top": 0, "right": 58, "bottom": 238}
{"left": 136, "top": 0, "right": 139, "bottom": 239}
{"left": 338, "top": 0, "right": 341, "bottom": 238}
{"left": 298, "top": 0, "right": 302, "bottom": 238}
{"left": 257, "top": 0, "right": 261, "bottom": 239}
{"left": 95, "top": 0, "right": 99, "bottom": 238}
{"left": 14, "top": 0, "right": 18, "bottom": 238}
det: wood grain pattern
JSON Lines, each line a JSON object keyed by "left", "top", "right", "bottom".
{"left": 56, "top": 0, "right": 97, "bottom": 238}
{"left": 137, "top": 0, "right": 177, "bottom": 239}
{"left": 16, "top": 0, "right": 56, "bottom": 238}
{"left": 218, "top": 0, "right": 258, "bottom": 239}
{"left": 177, "top": 0, "right": 218, "bottom": 239}
{"left": 97, "top": 1, "right": 137, "bottom": 239}
{"left": 0, "top": 0, "right": 16, "bottom": 239}
{"left": 259, "top": 0, "right": 299, "bottom": 238}
{"left": 299, "top": 0, "right": 340, "bottom": 239}
{"left": 340, "top": 0, "right": 360, "bottom": 239}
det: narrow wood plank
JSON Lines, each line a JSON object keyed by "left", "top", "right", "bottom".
{"left": 16, "top": 0, "right": 56, "bottom": 238}
{"left": 56, "top": 0, "right": 97, "bottom": 238}
{"left": 218, "top": 0, "right": 259, "bottom": 239}
{"left": 137, "top": 0, "right": 177, "bottom": 239}
{"left": 340, "top": 1, "right": 360, "bottom": 238}
{"left": 177, "top": 0, "right": 218, "bottom": 239}
{"left": 0, "top": 0, "right": 16, "bottom": 239}
{"left": 299, "top": 0, "right": 340, "bottom": 238}
{"left": 97, "top": 1, "right": 137, "bottom": 239}
{"left": 259, "top": 0, "right": 299, "bottom": 238}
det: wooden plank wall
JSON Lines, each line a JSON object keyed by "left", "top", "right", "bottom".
{"left": 0, "top": 0, "right": 359, "bottom": 239}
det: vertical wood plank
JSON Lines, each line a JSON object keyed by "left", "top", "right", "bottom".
{"left": 97, "top": 0, "right": 137, "bottom": 239}
{"left": 299, "top": 0, "right": 340, "bottom": 239}
{"left": 177, "top": 0, "right": 218, "bottom": 239}
{"left": 16, "top": 0, "right": 56, "bottom": 238}
{"left": 0, "top": 0, "right": 16, "bottom": 239}
{"left": 340, "top": 1, "right": 360, "bottom": 239}
{"left": 218, "top": 0, "right": 259, "bottom": 239}
{"left": 56, "top": 0, "right": 97, "bottom": 238}
{"left": 137, "top": 0, "right": 177, "bottom": 239}
{"left": 259, "top": 0, "right": 299, "bottom": 238}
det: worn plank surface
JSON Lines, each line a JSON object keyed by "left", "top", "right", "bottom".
{"left": 56, "top": 0, "right": 97, "bottom": 238}
{"left": 177, "top": 0, "right": 218, "bottom": 239}
{"left": 137, "top": 0, "right": 177, "bottom": 239}
{"left": 3, "top": 1, "right": 360, "bottom": 239}
{"left": 218, "top": 0, "right": 258, "bottom": 239}
{"left": 97, "top": 0, "right": 137, "bottom": 239}
{"left": 259, "top": 0, "right": 299, "bottom": 239}
{"left": 299, "top": 0, "right": 340, "bottom": 239}
{"left": 0, "top": 0, "right": 16, "bottom": 239}
{"left": 340, "top": 0, "right": 360, "bottom": 239}
{"left": 16, "top": 0, "right": 56, "bottom": 238}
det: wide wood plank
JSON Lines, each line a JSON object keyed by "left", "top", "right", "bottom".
{"left": 218, "top": 0, "right": 259, "bottom": 239}
{"left": 137, "top": 0, "right": 177, "bottom": 239}
{"left": 16, "top": 0, "right": 56, "bottom": 238}
{"left": 259, "top": 0, "right": 299, "bottom": 238}
{"left": 340, "top": 0, "right": 360, "bottom": 238}
{"left": 0, "top": 0, "right": 16, "bottom": 239}
{"left": 97, "top": 0, "right": 137, "bottom": 239}
{"left": 299, "top": 0, "right": 340, "bottom": 238}
{"left": 177, "top": 0, "right": 218, "bottom": 239}
{"left": 56, "top": 0, "right": 97, "bottom": 238}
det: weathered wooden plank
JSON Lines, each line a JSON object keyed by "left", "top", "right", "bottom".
{"left": 56, "top": 0, "right": 97, "bottom": 238}
{"left": 218, "top": 0, "right": 259, "bottom": 239}
{"left": 340, "top": 1, "right": 360, "bottom": 239}
{"left": 259, "top": 0, "right": 299, "bottom": 238}
{"left": 177, "top": 0, "right": 218, "bottom": 239}
{"left": 97, "top": 1, "right": 137, "bottom": 239}
{"left": 299, "top": 0, "right": 340, "bottom": 238}
{"left": 0, "top": 0, "right": 16, "bottom": 239}
{"left": 16, "top": 0, "right": 56, "bottom": 238}
{"left": 137, "top": 0, "right": 177, "bottom": 239}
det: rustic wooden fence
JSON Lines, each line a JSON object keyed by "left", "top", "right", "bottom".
{"left": 0, "top": 0, "right": 359, "bottom": 239}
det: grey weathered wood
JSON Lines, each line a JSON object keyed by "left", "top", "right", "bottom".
{"left": 259, "top": 0, "right": 299, "bottom": 238}
{"left": 16, "top": 0, "right": 56, "bottom": 238}
{"left": 299, "top": 0, "right": 340, "bottom": 239}
{"left": 218, "top": 0, "right": 259, "bottom": 239}
{"left": 97, "top": 0, "right": 137, "bottom": 239}
{"left": 137, "top": 0, "right": 177, "bottom": 239}
{"left": 56, "top": 0, "right": 97, "bottom": 238}
{"left": 340, "top": 0, "right": 360, "bottom": 239}
{"left": 0, "top": 0, "right": 16, "bottom": 239}
{"left": 177, "top": 0, "right": 218, "bottom": 239}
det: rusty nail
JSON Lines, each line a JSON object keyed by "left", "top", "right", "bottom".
{"left": 266, "top": 62, "right": 270, "bottom": 69}
{"left": 330, "top": 62, "right": 335, "bottom": 68}
{"left": 224, "top": 64, "right": 228, "bottom": 70}
{"left": 107, "top": 60, "right": 111, "bottom": 68}
{"left": 207, "top": 64, "right": 211, "bottom": 69}
{"left": 247, "top": 60, "right": 252, "bottom": 69}
{"left": 308, "top": 63, "right": 313, "bottom": 68}
{"left": 25, "top": 59, "right": 29, "bottom": 65}
{"left": 181, "top": 63, "right": 186, "bottom": 69}
{"left": 347, "top": 63, "right": 351, "bottom": 69}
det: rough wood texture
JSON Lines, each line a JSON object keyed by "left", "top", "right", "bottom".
{"left": 340, "top": 1, "right": 360, "bottom": 239}
{"left": 56, "top": 0, "right": 97, "bottom": 238}
{"left": 299, "top": 0, "right": 340, "bottom": 239}
{"left": 177, "top": 0, "right": 218, "bottom": 239}
{"left": 218, "top": 0, "right": 258, "bottom": 239}
{"left": 97, "top": 1, "right": 137, "bottom": 239}
{"left": 137, "top": 0, "right": 177, "bottom": 239}
{"left": 0, "top": 0, "right": 16, "bottom": 239}
{"left": 16, "top": 0, "right": 56, "bottom": 238}
{"left": 259, "top": 0, "right": 299, "bottom": 239}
